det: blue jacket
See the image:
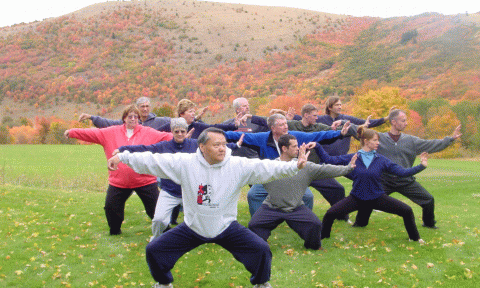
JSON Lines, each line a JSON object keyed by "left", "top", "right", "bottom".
{"left": 222, "top": 116, "right": 269, "bottom": 158}
{"left": 314, "top": 144, "right": 425, "bottom": 200}
{"left": 316, "top": 114, "right": 385, "bottom": 156}
{"left": 225, "top": 130, "right": 341, "bottom": 160}
{"left": 91, "top": 113, "right": 170, "bottom": 130}
{"left": 118, "top": 139, "right": 238, "bottom": 197}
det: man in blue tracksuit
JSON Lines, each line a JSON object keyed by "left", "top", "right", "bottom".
{"left": 225, "top": 113, "right": 347, "bottom": 216}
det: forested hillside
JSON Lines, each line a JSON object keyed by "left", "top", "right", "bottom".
{"left": 0, "top": 0, "right": 479, "bottom": 153}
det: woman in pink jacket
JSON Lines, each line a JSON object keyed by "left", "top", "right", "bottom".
{"left": 65, "top": 105, "right": 173, "bottom": 235}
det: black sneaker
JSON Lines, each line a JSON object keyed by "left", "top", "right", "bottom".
{"left": 110, "top": 229, "right": 122, "bottom": 235}
{"left": 422, "top": 223, "right": 438, "bottom": 229}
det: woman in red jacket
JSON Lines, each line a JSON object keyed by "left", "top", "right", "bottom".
{"left": 65, "top": 105, "right": 173, "bottom": 235}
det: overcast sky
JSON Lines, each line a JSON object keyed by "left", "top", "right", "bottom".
{"left": 1, "top": 0, "right": 479, "bottom": 28}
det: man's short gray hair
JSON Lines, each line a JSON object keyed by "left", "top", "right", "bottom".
{"left": 267, "top": 113, "right": 286, "bottom": 129}
{"left": 197, "top": 127, "right": 226, "bottom": 145}
{"left": 388, "top": 109, "right": 406, "bottom": 124}
{"left": 136, "top": 97, "right": 151, "bottom": 106}
{"left": 170, "top": 117, "right": 188, "bottom": 131}
{"left": 232, "top": 97, "right": 247, "bottom": 112}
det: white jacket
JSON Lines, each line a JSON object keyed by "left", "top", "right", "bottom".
{"left": 118, "top": 148, "right": 299, "bottom": 238}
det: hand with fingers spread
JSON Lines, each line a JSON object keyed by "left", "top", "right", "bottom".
{"left": 419, "top": 152, "right": 429, "bottom": 167}
{"left": 349, "top": 153, "right": 358, "bottom": 169}
{"left": 286, "top": 107, "right": 296, "bottom": 120}
{"left": 296, "top": 143, "right": 310, "bottom": 170}
{"left": 186, "top": 128, "right": 195, "bottom": 139}
{"left": 195, "top": 106, "right": 208, "bottom": 121}
{"left": 363, "top": 115, "right": 372, "bottom": 128}
{"left": 452, "top": 125, "right": 462, "bottom": 140}
{"left": 340, "top": 121, "right": 351, "bottom": 136}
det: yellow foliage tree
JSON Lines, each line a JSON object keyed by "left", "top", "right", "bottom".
{"left": 351, "top": 86, "right": 408, "bottom": 133}
{"left": 424, "top": 108, "right": 461, "bottom": 158}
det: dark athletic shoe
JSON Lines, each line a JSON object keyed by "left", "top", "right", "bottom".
{"left": 110, "top": 229, "right": 122, "bottom": 235}
{"left": 422, "top": 223, "right": 439, "bottom": 229}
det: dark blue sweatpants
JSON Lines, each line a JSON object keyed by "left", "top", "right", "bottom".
{"left": 248, "top": 204, "right": 322, "bottom": 250}
{"left": 146, "top": 221, "right": 272, "bottom": 285}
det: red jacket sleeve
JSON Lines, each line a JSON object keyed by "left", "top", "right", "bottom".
{"left": 69, "top": 128, "right": 106, "bottom": 145}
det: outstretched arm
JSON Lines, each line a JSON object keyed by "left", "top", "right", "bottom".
{"left": 384, "top": 152, "right": 428, "bottom": 177}
{"left": 313, "top": 142, "right": 354, "bottom": 165}
{"left": 109, "top": 151, "right": 185, "bottom": 182}
{"left": 89, "top": 115, "right": 123, "bottom": 128}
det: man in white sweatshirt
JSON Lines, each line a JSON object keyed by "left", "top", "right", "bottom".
{"left": 108, "top": 127, "right": 309, "bottom": 288}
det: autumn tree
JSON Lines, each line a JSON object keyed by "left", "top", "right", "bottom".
{"left": 424, "top": 107, "right": 461, "bottom": 158}
{"left": 0, "top": 125, "right": 14, "bottom": 144}
{"left": 153, "top": 102, "right": 175, "bottom": 118}
{"left": 351, "top": 86, "right": 408, "bottom": 133}
{"left": 9, "top": 126, "right": 38, "bottom": 144}
{"left": 35, "top": 117, "right": 51, "bottom": 144}
{"left": 255, "top": 94, "right": 317, "bottom": 116}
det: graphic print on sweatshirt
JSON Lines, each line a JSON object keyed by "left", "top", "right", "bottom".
{"left": 197, "top": 184, "right": 218, "bottom": 207}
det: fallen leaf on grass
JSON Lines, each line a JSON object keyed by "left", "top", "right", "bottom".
{"left": 464, "top": 268, "right": 473, "bottom": 279}
{"left": 427, "top": 263, "right": 434, "bottom": 268}
{"left": 284, "top": 249, "right": 295, "bottom": 256}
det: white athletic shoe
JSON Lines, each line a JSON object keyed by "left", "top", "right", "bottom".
{"left": 253, "top": 282, "right": 272, "bottom": 288}
{"left": 153, "top": 283, "right": 173, "bottom": 288}
{"left": 409, "top": 239, "right": 426, "bottom": 244}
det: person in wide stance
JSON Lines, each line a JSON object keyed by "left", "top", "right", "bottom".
{"left": 108, "top": 127, "right": 310, "bottom": 288}
{"left": 65, "top": 105, "right": 172, "bottom": 235}
{"left": 311, "top": 126, "right": 429, "bottom": 243}
{"left": 248, "top": 134, "right": 356, "bottom": 250}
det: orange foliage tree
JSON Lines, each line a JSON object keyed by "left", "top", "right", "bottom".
{"left": 404, "top": 110, "right": 425, "bottom": 138}
{"left": 9, "top": 126, "right": 38, "bottom": 144}
{"left": 255, "top": 95, "right": 319, "bottom": 117}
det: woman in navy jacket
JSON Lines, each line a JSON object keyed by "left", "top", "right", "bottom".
{"left": 312, "top": 126, "right": 428, "bottom": 243}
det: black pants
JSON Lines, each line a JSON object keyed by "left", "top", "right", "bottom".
{"left": 322, "top": 194, "right": 420, "bottom": 241}
{"left": 105, "top": 182, "right": 159, "bottom": 235}
{"left": 355, "top": 178, "right": 435, "bottom": 227}
{"left": 146, "top": 221, "right": 271, "bottom": 285}
{"left": 310, "top": 178, "right": 349, "bottom": 221}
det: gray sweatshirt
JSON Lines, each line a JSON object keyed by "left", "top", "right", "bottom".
{"left": 262, "top": 160, "right": 353, "bottom": 212}
{"left": 377, "top": 132, "right": 454, "bottom": 182}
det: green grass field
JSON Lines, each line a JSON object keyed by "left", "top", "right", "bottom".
{"left": 0, "top": 145, "right": 479, "bottom": 287}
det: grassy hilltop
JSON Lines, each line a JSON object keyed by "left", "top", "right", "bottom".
{"left": 0, "top": 0, "right": 479, "bottom": 150}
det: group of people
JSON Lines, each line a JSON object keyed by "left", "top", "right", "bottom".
{"left": 66, "top": 96, "right": 461, "bottom": 288}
